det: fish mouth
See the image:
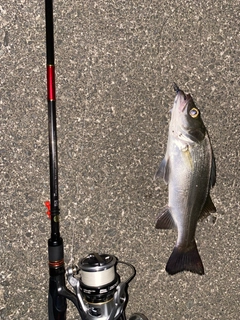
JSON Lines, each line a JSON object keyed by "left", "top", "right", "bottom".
{"left": 173, "top": 84, "right": 192, "bottom": 112}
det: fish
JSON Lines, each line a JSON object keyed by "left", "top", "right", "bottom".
{"left": 154, "top": 83, "right": 216, "bottom": 275}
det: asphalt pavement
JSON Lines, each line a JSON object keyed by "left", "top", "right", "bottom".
{"left": 0, "top": 0, "right": 239, "bottom": 319}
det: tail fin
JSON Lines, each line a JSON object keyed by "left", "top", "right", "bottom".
{"left": 166, "top": 242, "right": 204, "bottom": 275}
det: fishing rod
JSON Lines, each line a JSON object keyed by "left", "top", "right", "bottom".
{"left": 45, "top": 0, "right": 148, "bottom": 319}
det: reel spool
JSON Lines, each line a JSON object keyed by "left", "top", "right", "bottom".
{"left": 79, "top": 253, "right": 120, "bottom": 304}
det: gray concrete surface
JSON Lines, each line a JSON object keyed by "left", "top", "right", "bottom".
{"left": 0, "top": 0, "right": 239, "bottom": 319}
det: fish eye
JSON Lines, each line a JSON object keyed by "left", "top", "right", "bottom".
{"left": 189, "top": 107, "right": 199, "bottom": 118}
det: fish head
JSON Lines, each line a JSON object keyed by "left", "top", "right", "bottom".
{"left": 171, "top": 85, "right": 206, "bottom": 143}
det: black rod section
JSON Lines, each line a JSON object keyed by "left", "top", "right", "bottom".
{"left": 45, "top": 0, "right": 67, "bottom": 319}
{"left": 45, "top": 0, "right": 55, "bottom": 65}
{"left": 46, "top": 0, "right": 60, "bottom": 239}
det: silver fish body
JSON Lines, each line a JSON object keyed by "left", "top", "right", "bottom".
{"left": 155, "top": 85, "right": 216, "bottom": 275}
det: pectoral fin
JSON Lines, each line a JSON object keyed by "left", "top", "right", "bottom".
{"left": 155, "top": 206, "right": 175, "bottom": 229}
{"left": 154, "top": 157, "right": 170, "bottom": 184}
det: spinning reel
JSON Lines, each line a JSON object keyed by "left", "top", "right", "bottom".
{"left": 66, "top": 253, "right": 148, "bottom": 320}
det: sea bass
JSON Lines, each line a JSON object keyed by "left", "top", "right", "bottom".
{"left": 155, "top": 84, "right": 216, "bottom": 275}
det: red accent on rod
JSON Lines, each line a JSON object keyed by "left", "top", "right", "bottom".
{"left": 47, "top": 65, "right": 56, "bottom": 101}
{"left": 45, "top": 200, "right": 51, "bottom": 219}
{"left": 49, "top": 259, "right": 64, "bottom": 268}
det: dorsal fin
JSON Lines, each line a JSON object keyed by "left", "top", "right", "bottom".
{"left": 199, "top": 194, "right": 216, "bottom": 220}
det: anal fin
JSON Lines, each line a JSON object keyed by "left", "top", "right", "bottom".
{"left": 155, "top": 206, "right": 175, "bottom": 229}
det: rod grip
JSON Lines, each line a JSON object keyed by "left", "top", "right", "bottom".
{"left": 48, "top": 238, "right": 64, "bottom": 263}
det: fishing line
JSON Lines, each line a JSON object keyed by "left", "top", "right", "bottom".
{"left": 69, "top": 2, "right": 90, "bottom": 265}
{"left": 81, "top": 266, "right": 115, "bottom": 287}
{"left": 69, "top": 209, "right": 76, "bottom": 265}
